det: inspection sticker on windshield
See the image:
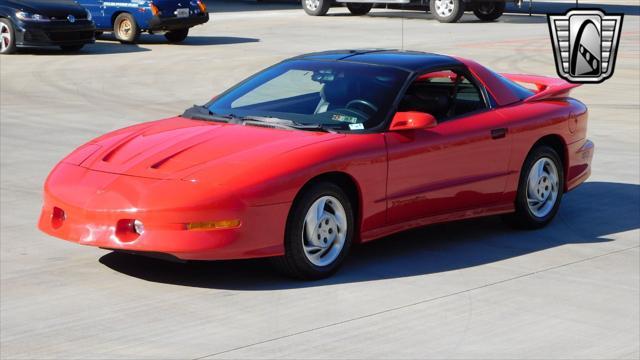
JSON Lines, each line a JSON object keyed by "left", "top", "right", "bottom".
{"left": 349, "top": 123, "right": 364, "bottom": 130}
{"left": 332, "top": 114, "right": 358, "bottom": 123}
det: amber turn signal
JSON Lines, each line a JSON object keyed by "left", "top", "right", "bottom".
{"left": 150, "top": 3, "right": 160, "bottom": 15}
{"left": 187, "top": 219, "right": 241, "bottom": 231}
{"left": 197, "top": 0, "right": 207, "bottom": 13}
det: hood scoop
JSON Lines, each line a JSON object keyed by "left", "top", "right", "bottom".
{"left": 149, "top": 139, "right": 212, "bottom": 170}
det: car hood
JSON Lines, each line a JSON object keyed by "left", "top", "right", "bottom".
{"left": 75, "top": 117, "right": 344, "bottom": 180}
{"left": 8, "top": 0, "right": 86, "bottom": 17}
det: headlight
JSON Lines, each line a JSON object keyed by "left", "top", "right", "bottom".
{"left": 85, "top": 9, "right": 92, "bottom": 21}
{"left": 15, "top": 11, "right": 50, "bottom": 21}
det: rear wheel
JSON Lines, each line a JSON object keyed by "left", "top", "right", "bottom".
{"left": 429, "top": 0, "right": 464, "bottom": 23}
{"left": 114, "top": 13, "right": 140, "bottom": 43}
{"left": 272, "top": 182, "right": 354, "bottom": 280}
{"left": 302, "top": 0, "right": 331, "bottom": 16}
{"left": 165, "top": 28, "right": 189, "bottom": 43}
{"left": 505, "top": 145, "right": 564, "bottom": 229}
{"left": 0, "top": 19, "right": 16, "bottom": 55}
{"left": 346, "top": 3, "right": 373, "bottom": 15}
{"left": 473, "top": 1, "right": 505, "bottom": 21}
{"left": 60, "top": 44, "right": 84, "bottom": 52}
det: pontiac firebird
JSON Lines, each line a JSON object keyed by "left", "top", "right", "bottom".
{"left": 38, "top": 50, "right": 594, "bottom": 279}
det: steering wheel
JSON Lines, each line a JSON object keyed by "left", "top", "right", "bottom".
{"left": 346, "top": 99, "right": 378, "bottom": 115}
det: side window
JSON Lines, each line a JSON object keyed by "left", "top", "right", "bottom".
{"left": 231, "top": 69, "right": 322, "bottom": 108}
{"left": 398, "top": 69, "right": 487, "bottom": 121}
{"left": 453, "top": 75, "right": 486, "bottom": 117}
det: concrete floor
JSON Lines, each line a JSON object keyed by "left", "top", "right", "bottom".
{"left": 1, "top": 0, "right": 639, "bottom": 358}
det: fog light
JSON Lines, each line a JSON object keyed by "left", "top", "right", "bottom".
{"left": 133, "top": 220, "right": 144, "bottom": 235}
{"left": 187, "top": 219, "right": 240, "bottom": 231}
{"left": 115, "top": 219, "right": 143, "bottom": 242}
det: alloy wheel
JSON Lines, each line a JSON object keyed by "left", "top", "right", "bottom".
{"left": 119, "top": 19, "right": 132, "bottom": 38}
{"left": 0, "top": 23, "right": 11, "bottom": 53}
{"left": 526, "top": 157, "right": 560, "bottom": 218}
{"left": 305, "top": 0, "right": 320, "bottom": 11}
{"left": 302, "top": 195, "right": 348, "bottom": 267}
{"left": 434, "top": 0, "right": 455, "bottom": 17}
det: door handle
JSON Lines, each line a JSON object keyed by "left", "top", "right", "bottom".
{"left": 491, "top": 128, "right": 507, "bottom": 139}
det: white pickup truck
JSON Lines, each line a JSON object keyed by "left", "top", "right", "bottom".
{"left": 302, "top": 0, "right": 521, "bottom": 23}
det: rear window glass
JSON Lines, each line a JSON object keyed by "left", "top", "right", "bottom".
{"left": 492, "top": 72, "right": 535, "bottom": 101}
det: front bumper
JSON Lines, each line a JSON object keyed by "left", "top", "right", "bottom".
{"left": 148, "top": 12, "right": 209, "bottom": 31}
{"left": 14, "top": 19, "right": 95, "bottom": 47}
{"left": 38, "top": 163, "right": 288, "bottom": 261}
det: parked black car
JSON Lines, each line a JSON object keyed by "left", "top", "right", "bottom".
{"left": 0, "top": 0, "right": 95, "bottom": 54}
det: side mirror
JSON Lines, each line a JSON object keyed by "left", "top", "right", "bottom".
{"left": 389, "top": 111, "right": 437, "bottom": 131}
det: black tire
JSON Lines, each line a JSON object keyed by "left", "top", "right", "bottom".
{"left": 60, "top": 44, "right": 84, "bottom": 52}
{"left": 272, "top": 182, "right": 354, "bottom": 280}
{"left": 504, "top": 145, "right": 564, "bottom": 229}
{"left": 113, "top": 13, "right": 140, "bottom": 44}
{"left": 473, "top": 1, "right": 505, "bottom": 21}
{"left": 302, "top": 0, "right": 331, "bottom": 16}
{"left": 95, "top": 31, "right": 103, "bottom": 39}
{"left": 164, "top": 28, "right": 189, "bottom": 43}
{"left": 429, "top": 0, "right": 464, "bottom": 23}
{"left": 0, "top": 18, "right": 17, "bottom": 55}
{"left": 346, "top": 3, "right": 373, "bottom": 15}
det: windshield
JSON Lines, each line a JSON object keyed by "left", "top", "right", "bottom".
{"left": 205, "top": 60, "right": 410, "bottom": 131}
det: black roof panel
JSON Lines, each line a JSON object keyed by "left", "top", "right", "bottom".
{"left": 291, "top": 49, "right": 461, "bottom": 71}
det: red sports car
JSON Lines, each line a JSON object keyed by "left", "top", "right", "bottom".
{"left": 38, "top": 50, "right": 593, "bottom": 279}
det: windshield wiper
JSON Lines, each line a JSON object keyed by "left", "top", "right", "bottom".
{"left": 240, "top": 116, "right": 334, "bottom": 132}
{"left": 182, "top": 106, "right": 240, "bottom": 123}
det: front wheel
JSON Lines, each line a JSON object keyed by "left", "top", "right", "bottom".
{"left": 0, "top": 19, "right": 17, "bottom": 55}
{"left": 473, "top": 1, "right": 505, "bottom": 21}
{"left": 505, "top": 145, "right": 564, "bottom": 229}
{"left": 429, "top": 0, "right": 464, "bottom": 23}
{"left": 165, "top": 28, "right": 189, "bottom": 43}
{"left": 302, "top": 0, "right": 331, "bottom": 16}
{"left": 272, "top": 182, "right": 354, "bottom": 280}
{"left": 346, "top": 3, "right": 373, "bottom": 15}
{"left": 114, "top": 13, "right": 140, "bottom": 43}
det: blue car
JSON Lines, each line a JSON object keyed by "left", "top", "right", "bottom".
{"left": 77, "top": 0, "right": 209, "bottom": 43}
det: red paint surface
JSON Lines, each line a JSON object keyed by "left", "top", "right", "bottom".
{"left": 38, "top": 57, "right": 593, "bottom": 260}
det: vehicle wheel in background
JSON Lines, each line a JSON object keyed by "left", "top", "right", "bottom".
{"left": 0, "top": 19, "right": 16, "bottom": 55}
{"left": 114, "top": 13, "right": 140, "bottom": 43}
{"left": 473, "top": 1, "right": 505, "bottom": 21}
{"left": 165, "top": 28, "right": 189, "bottom": 43}
{"left": 302, "top": 0, "right": 331, "bottom": 16}
{"left": 60, "top": 44, "right": 85, "bottom": 52}
{"left": 346, "top": 3, "right": 373, "bottom": 15}
{"left": 429, "top": 0, "right": 464, "bottom": 23}
{"left": 504, "top": 145, "right": 564, "bottom": 229}
{"left": 272, "top": 182, "right": 354, "bottom": 280}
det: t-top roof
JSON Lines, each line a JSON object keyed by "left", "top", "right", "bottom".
{"left": 290, "top": 49, "right": 461, "bottom": 72}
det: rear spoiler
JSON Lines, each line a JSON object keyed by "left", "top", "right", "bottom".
{"left": 500, "top": 73, "right": 581, "bottom": 102}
